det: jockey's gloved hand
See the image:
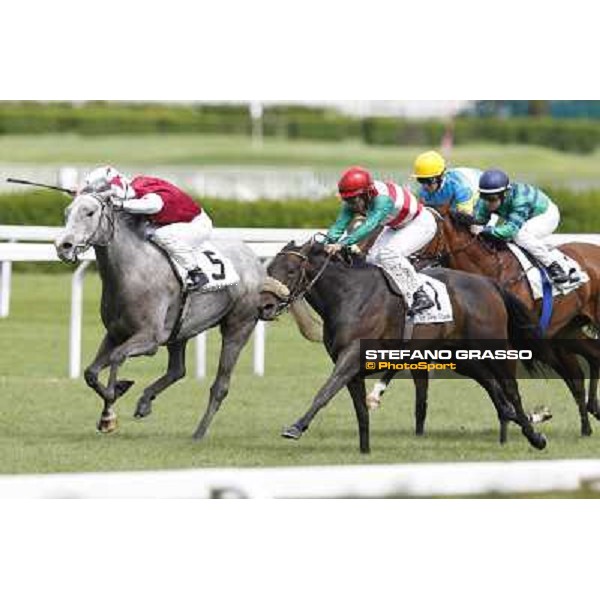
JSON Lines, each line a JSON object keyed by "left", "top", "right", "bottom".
{"left": 480, "top": 228, "right": 503, "bottom": 246}
{"left": 110, "top": 198, "right": 125, "bottom": 211}
{"left": 470, "top": 224, "right": 484, "bottom": 236}
{"left": 324, "top": 243, "right": 343, "bottom": 255}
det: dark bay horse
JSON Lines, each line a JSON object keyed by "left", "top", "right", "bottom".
{"left": 370, "top": 209, "right": 600, "bottom": 436}
{"left": 258, "top": 239, "right": 550, "bottom": 453}
{"left": 55, "top": 192, "right": 265, "bottom": 438}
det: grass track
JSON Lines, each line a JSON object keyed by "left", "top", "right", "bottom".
{"left": 1, "top": 273, "right": 600, "bottom": 474}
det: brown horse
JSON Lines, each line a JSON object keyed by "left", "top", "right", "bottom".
{"left": 258, "top": 239, "right": 551, "bottom": 453}
{"left": 371, "top": 208, "right": 600, "bottom": 436}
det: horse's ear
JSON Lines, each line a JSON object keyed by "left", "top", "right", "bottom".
{"left": 282, "top": 241, "right": 296, "bottom": 251}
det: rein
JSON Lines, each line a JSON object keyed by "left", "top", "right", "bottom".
{"left": 415, "top": 214, "right": 512, "bottom": 282}
{"left": 264, "top": 245, "right": 333, "bottom": 317}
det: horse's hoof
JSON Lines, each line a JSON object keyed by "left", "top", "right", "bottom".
{"left": 97, "top": 415, "right": 117, "bottom": 434}
{"left": 281, "top": 425, "right": 304, "bottom": 440}
{"left": 365, "top": 395, "right": 381, "bottom": 411}
{"left": 531, "top": 433, "right": 547, "bottom": 450}
{"left": 582, "top": 425, "right": 593, "bottom": 437}
{"left": 134, "top": 400, "right": 152, "bottom": 419}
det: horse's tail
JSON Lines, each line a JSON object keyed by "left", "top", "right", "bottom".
{"left": 496, "top": 284, "right": 552, "bottom": 376}
{"left": 289, "top": 299, "right": 323, "bottom": 343}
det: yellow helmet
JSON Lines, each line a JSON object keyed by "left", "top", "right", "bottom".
{"left": 413, "top": 151, "right": 446, "bottom": 179}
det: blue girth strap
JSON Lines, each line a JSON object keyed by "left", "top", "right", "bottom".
{"left": 538, "top": 267, "right": 554, "bottom": 336}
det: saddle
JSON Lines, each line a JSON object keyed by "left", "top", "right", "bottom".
{"left": 151, "top": 240, "right": 240, "bottom": 293}
{"left": 507, "top": 243, "right": 588, "bottom": 300}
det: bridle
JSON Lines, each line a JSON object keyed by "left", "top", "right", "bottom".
{"left": 68, "top": 193, "right": 117, "bottom": 260}
{"left": 263, "top": 242, "right": 333, "bottom": 318}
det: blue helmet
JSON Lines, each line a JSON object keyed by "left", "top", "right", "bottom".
{"left": 479, "top": 169, "right": 510, "bottom": 195}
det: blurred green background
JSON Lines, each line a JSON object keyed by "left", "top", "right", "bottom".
{"left": 1, "top": 100, "right": 600, "bottom": 231}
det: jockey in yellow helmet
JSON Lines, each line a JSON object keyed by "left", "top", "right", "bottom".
{"left": 413, "top": 150, "right": 480, "bottom": 215}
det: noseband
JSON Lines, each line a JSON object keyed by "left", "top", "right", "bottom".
{"left": 263, "top": 245, "right": 332, "bottom": 318}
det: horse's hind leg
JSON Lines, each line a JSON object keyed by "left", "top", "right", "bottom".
{"left": 588, "top": 360, "right": 600, "bottom": 419}
{"left": 134, "top": 340, "right": 188, "bottom": 419}
{"left": 193, "top": 316, "right": 257, "bottom": 440}
{"left": 366, "top": 370, "right": 395, "bottom": 410}
{"left": 347, "top": 375, "right": 370, "bottom": 453}
{"left": 412, "top": 370, "right": 429, "bottom": 436}
{"left": 550, "top": 348, "right": 591, "bottom": 436}
{"left": 498, "top": 373, "right": 547, "bottom": 450}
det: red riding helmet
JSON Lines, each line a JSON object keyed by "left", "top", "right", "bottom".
{"left": 338, "top": 166, "right": 375, "bottom": 200}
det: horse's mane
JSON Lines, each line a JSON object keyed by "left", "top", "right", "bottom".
{"left": 115, "top": 210, "right": 151, "bottom": 242}
{"left": 449, "top": 210, "right": 475, "bottom": 231}
{"left": 448, "top": 211, "right": 509, "bottom": 252}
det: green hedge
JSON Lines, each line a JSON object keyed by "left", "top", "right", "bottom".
{"left": 1, "top": 188, "right": 600, "bottom": 232}
{"left": 2, "top": 103, "right": 600, "bottom": 152}
{"left": 0, "top": 103, "right": 252, "bottom": 136}
{"left": 0, "top": 190, "right": 341, "bottom": 228}
{"left": 452, "top": 118, "right": 600, "bottom": 154}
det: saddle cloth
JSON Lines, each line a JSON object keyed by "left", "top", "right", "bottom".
{"left": 507, "top": 243, "right": 588, "bottom": 300}
{"left": 411, "top": 273, "right": 454, "bottom": 324}
{"left": 168, "top": 241, "right": 240, "bottom": 293}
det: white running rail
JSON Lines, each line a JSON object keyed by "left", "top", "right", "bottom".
{"left": 0, "top": 226, "right": 323, "bottom": 378}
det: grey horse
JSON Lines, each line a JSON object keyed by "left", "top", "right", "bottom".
{"left": 55, "top": 192, "right": 265, "bottom": 439}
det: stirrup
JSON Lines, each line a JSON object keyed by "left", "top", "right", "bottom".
{"left": 546, "top": 262, "right": 569, "bottom": 285}
{"left": 187, "top": 269, "right": 209, "bottom": 291}
{"left": 408, "top": 289, "right": 434, "bottom": 316}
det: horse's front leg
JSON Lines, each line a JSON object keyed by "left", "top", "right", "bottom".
{"left": 347, "top": 375, "right": 370, "bottom": 453}
{"left": 83, "top": 333, "right": 133, "bottom": 433}
{"left": 282, "top": 342, "right": 361, "bottom": 447}
{"left": 96, "top": 332, "right": 162, "bottom": 433}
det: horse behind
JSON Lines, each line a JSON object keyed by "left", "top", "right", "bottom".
{"left": 55, "top": 192, "right": 265, "bottom": 438}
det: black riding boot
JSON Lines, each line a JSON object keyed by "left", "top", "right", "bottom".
{"left": 187, "top": 269, "right": 209, "bottom": 291}
{"left": 408, "top": 286, "right": 435, "bottom": 316}
{"left": 546, "top": 261, "right": 569, "bottom": 285}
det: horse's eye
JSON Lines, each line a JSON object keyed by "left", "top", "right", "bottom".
{"left": 86, "top": 210, "right": 95, "bottom": 217}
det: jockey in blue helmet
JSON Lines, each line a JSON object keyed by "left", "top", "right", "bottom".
{"left": 472, "top": 169, "right": 576, "bottom": 284}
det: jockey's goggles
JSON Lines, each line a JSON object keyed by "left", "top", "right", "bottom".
{"left": 343, "top": 194, "right": 366, "bottom": 204}
{"left": 417, "top": 176, "right": 442, "bottom": 186}
{"left": 479, "top": 191, "right": 506, "bottom": 202}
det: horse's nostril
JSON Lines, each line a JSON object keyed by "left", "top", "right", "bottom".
{"left": 61, "top": 242, "right": 73, "bottom": 251}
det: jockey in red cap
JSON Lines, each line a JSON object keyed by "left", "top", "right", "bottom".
{"left": 325, "top": 166, "right": 437, "bottom": 315}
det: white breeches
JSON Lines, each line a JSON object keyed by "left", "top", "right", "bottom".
{"left": 366, "top": 209, "right": 437, "bottom": 300}
{"left": 150, "top": 211, "right": 213, "bottom": 271}
{"left": 513, "top": 201, "right": 562, "bottom": 266}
